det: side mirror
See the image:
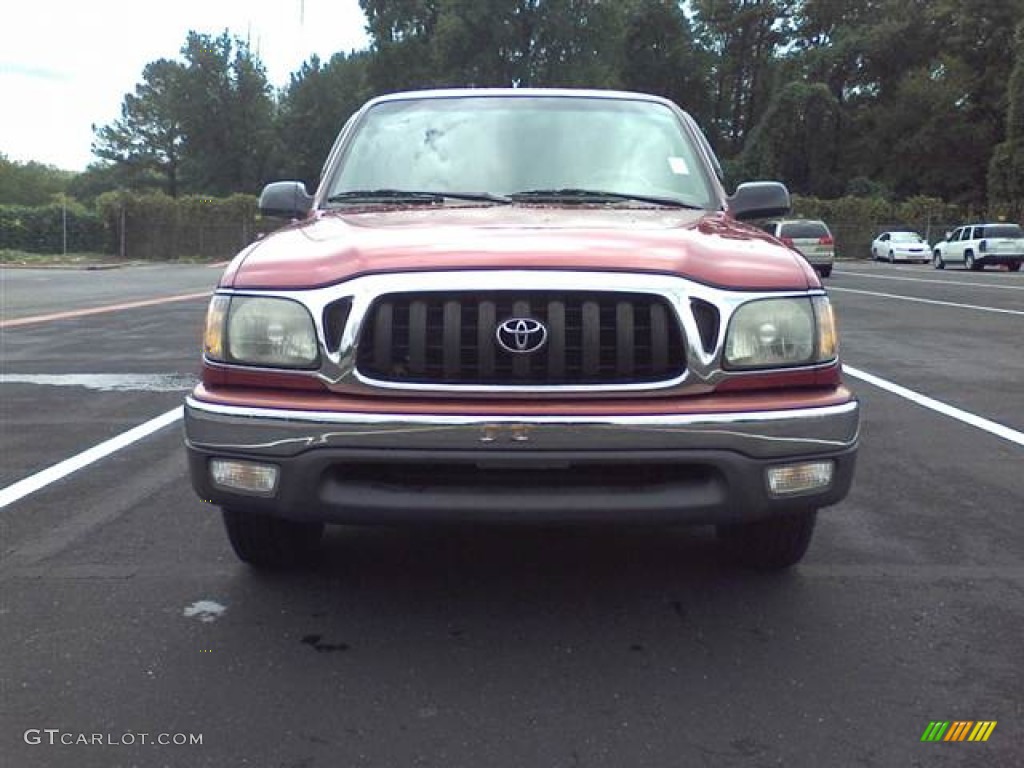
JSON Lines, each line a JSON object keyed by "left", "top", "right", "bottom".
{"left": 728, "top": 182, "right": 791, "bottom": 221}
{"left": 259, "top": 181, "right": 314, "bottom": 219}
{"left": 944, "top": 231, "right": 952, "bottom": 240}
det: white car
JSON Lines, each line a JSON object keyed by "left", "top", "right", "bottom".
{"left": 871, "top": 231, "right": 930, "bottom": 264}
{"left": 932, "top": 223, "right": 1024, "bottom": 271}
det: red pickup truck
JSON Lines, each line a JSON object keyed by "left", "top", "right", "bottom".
{"left": 185, "top": 89, "right": 859, "bottom": 570}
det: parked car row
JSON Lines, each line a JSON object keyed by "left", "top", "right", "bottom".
{"left": 759, "top": 221, "right": 1023, "bottom": 276}
{"left": 870, "top": 223, "right": 1023, "bottom": 272}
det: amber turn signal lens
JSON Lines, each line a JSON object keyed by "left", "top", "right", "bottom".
{"left": 204, "top": 295, "right": 230, "bottom": 360}
{"left": 812, "top": 296, "right": 838, "bottom": 361}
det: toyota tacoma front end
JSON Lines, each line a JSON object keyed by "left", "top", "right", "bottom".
{"left": 185, "top": 89, "right": 859, "bottom": 569}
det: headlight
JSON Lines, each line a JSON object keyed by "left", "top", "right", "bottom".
{"left": 724, "top": 296, "right": 837, "bottom": 369}
{"left": 204, "top": 295, "right": 319, "bottom": 368}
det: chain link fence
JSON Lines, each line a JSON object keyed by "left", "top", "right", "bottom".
{"left": 98, "top": 193, "right": 276, "bottom": 262}
{"left": 109, "top": 209, "right": 264, "bottom": 261}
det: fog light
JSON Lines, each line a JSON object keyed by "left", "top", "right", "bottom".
{"left": 766, "top": 461, "right": 834, "bottom": 497}
{"left": 209, "top": 458, "right": 279, "bottom": 495}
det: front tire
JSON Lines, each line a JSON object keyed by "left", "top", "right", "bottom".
{"left": 888, "top": 250, "right": 895, "bottom": 264}
{"left": 965, "top": 251, "right": 980, "bottom": 271}
{"left": 717, "top": 509, "right": 818, "bottom": 569}
{"left": 933, "top": 250, "right": 945, "bottom": 269}
{"left": 222, "top": 508, "right": 324, "bottom": 568}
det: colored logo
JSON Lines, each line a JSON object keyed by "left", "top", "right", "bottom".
{"left": 921, "top": 721, "right": 997, "bottom": 742}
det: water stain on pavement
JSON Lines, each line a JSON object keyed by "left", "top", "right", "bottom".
{"left": 301, "top": 634, "right": 350, "bottom": 653}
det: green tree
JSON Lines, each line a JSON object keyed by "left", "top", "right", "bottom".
{"left": 0, "top": 154, "right": 74, "bottom": 205}
{"left": 429, "top": 0, "right": 544, "bottom": 86}
{"left": 527, "top": 0, "right": 625, "bottom": 87}
{"left": 619, "top": 0, "right": 710, "bottom": 120}
{"left": 67, "top": 162, "right": 164, "bottom": 204}
{"left": 988, "top": 21, "right": 1024, "bottom": 217}
{"left": 737, "top": 81, "right": 841, "bottom": 196}
{"left": 91, "top": 58, "right": 185, "bottom": 196}
{"left": 92, "top": 31, "right": 276, "bottom": 196}
{"left": 879, "top": 0, "right": 1020, "bottom": 205}
{"left": 176, "top": 31, "right": 276, "bottom": 194}
{"left": 360, "top": 0, "right": 443, "bottom": 91}
{"left": 275, "top": 52, "right": 371, "bottom": 189}
{"left": 361, "top": 0, "right": 631, "bottom": 90}
{"left": 691, "top": 0, "right": 798, "bottom": 152}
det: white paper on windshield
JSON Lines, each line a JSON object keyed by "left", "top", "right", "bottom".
{"left": 667, "top": 156, "right": 689, "bottom": 175}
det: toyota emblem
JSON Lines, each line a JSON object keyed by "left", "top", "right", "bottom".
{"left": 495, "top": 317, "right": 548, "bottom": 354}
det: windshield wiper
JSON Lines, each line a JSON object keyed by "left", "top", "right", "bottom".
{"left": 508, "top": 188, "right": 700, "bottom": 209}
{"left": 326, "top": 189, "right": 511, "bottom": 205}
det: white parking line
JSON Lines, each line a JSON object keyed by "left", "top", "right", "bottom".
{"left": 844, "top": 366, "right": 1024, "bottom": 447}
{"left": 3, "top": 366, "right": 1021, "bottom": 510}
{"left": 0, "top": 406, "right": 183, "bottom": 510}
{"left": 0, "top": 291, "right": 210, "bottom": 328}
{"left": 829, "top": 287, "right": 1024, "bottom": 316}
{"left": 833, "top": 270, "right": 1024, "bottom": 291}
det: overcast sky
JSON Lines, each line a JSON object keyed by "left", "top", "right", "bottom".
{"left": 0, "top": 0, "right": 370, "bottom": 171}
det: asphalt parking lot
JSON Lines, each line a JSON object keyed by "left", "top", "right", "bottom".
{"left": 1, "top": 260, "right": 1021, "bottom": 767}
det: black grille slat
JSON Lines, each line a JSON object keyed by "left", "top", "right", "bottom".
{"left": 616, "top": 301, "right": 635, "bottom": 377}
{"left": 372, "top": 301, "right": 393, "bottom": 371}
{"left": 443, "top": 300, "right": 461, "bottom": 378}
{"left": 408, "top": 300, "right": 427, "bottom": 374}
{"left": 547, "top": 300, "right": 566, "bottom": 379}
{"left": 581, "top": 300, "right": 600, "bottom": 377}
{"left": 357, "top": 291, "right": 685, "bottom": 386}
{"left": 651, "top": 302, "right": 668, "bottom": 372}
{"left": 477, "top": 300, "right": 496, "bottom": 378}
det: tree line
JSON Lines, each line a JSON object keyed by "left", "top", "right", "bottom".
{"left": 5, "top": 0, "right": 1024, "bottom": 215}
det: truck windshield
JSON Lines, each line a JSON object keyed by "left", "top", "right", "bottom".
{"left": 326, "top": 95, "right": 716, "bottom": 209}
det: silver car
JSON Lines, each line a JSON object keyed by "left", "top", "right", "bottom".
{"left": 761, "top": 219, "right": 835, "bottom": 277}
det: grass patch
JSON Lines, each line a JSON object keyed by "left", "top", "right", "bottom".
{"left": 0, "top": 249, "right": 122, "bottom": 266}
{"left": 0, "top": 249, "right": 224, "bottom": 266}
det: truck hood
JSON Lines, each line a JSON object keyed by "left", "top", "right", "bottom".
{"left": 223, "top": 206, "right": 818, "bottom": 290}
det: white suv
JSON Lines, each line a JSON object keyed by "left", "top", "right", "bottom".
{"left": 932, "top": 223, "right": 1023, "bottom": 272}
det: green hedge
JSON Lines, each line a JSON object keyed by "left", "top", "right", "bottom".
{"left": 96, "top": 191, "right": 263, "bottom": 261}
{"left": 0, "top": 202, "right": 109, "bottom": 253}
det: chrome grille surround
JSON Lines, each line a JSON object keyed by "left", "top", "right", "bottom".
{"left": 206, "top": 270, "right": 832, "bottom": 398}
{"left": 355, "top": 290, "right": 687, "bottom": 385}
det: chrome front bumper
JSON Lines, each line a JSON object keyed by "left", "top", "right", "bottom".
{"left": 184, "top": 397, "right": 860, "bottom": 460}
{"left": 184, "top": 395, "right": 859, "bottom": 525}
